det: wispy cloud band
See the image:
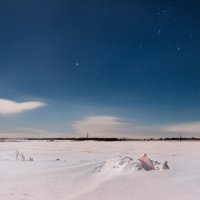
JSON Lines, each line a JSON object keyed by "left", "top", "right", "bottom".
{"left": 71, "top": 115, "right": 131, "bottom": 137}
{"left": 0, "top": 99, "right": 46, "bottom": 115}
{"left": 71, "top": 115, "right": 200, "bottom": 138}
{"left": 162, "top": 121, "right": 200, "bottom": 134}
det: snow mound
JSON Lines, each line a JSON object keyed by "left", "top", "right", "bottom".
{"left": 94, "top": 154, "right": 169, "bottom": 174}
{"left": 94, "top": 156, "right": 142, "bottom": 174}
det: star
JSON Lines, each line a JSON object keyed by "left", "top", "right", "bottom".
{"left": 157, "top": 28, "right": 161, "bottom": 35}
{"left": 75, "top": 62, "right": 79, "bottom": 67}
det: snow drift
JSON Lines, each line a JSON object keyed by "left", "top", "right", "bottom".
{"left": 94, "top": 154, "right": 169, "bottom": 174}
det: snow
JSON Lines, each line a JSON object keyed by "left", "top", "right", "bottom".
{"left": 0, "top": 141, "right": 200, "bottom": 200}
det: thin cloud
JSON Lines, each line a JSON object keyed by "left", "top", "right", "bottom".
{"left": 0, "top": 99, "right": 46, "bottom": 115}
{"left": 162, "top": 121, "right": 200, "bottom": 134}
{"left": 71, "top": 116, "right": 200, "bottom": 138}
{"left": 71, "top": 115, "right": 132, "bottom": 137}
{"left": 15, "top": 127, "right": 50, "bottom": 134}
{"left": 0, "top": 128, "right": 67, "bottom": 138}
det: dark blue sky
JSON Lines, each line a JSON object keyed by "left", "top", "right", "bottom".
{"left": 0, "top": 0, "right": 200, "bottom": 137}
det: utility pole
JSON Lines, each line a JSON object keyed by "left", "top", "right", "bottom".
{"left": 87, "top": 132, "right": 89, "bottom": 140}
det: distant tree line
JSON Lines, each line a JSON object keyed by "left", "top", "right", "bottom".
{"left": 0, "top": 137, "right": 200, "bottom": 142}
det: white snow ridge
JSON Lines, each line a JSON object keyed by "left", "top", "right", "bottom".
{"left": 94, "top": 154, "right": 169, "bottom": 174}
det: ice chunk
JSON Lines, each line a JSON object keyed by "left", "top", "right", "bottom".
{"left": 138, "top": 153, "right": 155, "bottom": 171}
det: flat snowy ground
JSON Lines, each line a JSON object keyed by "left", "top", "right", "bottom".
{"left": 0, "top": 141, "right": 200, "bottom": 200}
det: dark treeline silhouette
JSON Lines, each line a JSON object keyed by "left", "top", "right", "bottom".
{"left": 0, "top": 137, "right": 200, "bottom": 142}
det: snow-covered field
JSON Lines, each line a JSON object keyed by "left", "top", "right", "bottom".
{"left": 0, "top": 141, "right": 200, "bottom": 200}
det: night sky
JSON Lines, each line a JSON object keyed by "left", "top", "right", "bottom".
{"left": 1, "top": 0, "right": 200, "bottom": 138}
